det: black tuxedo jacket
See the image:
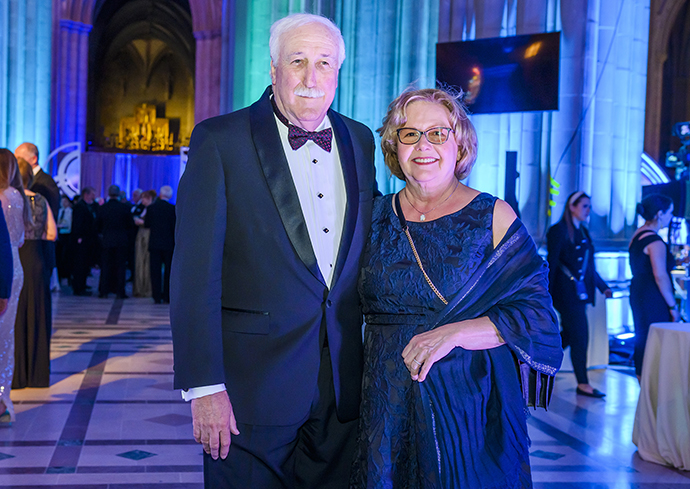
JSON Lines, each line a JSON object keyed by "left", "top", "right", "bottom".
{"left": 145, "top": 199, "right": 175, "bottom": 251}
{"left": 97, "top": 199, "right": 135, "bottom": 249}
{"left": 171, "top": 87, "right": 377, "bottom": 426}
{"left": 72, "top": 200, "right": 97, "bottom": 241}
{"left": 31, "top": 169, "right": 60, "bottom": 218}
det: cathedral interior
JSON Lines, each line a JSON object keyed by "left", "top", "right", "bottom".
{"left": 1, "top": 0, "right": 690, "bottom": 486}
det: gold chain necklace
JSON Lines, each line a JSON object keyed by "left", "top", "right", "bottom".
{"left": 403, "top": 181, "right": 459, "bottom": 221}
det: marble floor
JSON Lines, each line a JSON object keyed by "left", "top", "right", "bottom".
{"left": 0, "top": 288, "right": 688, "bottom": 488}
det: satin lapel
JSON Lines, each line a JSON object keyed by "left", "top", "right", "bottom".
{"left": 329, "top": 110, "right": 360, "bottom": 286}
{"left": 250, "top": 88, "right": 323, "bottom": 284}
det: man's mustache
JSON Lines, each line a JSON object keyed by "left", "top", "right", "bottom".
{"left": 294, "top": 85, "right": 325, "bottom": 98}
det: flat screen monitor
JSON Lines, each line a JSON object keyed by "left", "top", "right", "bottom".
{"left": 436, "top": 32, "right": 560, "bottom": 114}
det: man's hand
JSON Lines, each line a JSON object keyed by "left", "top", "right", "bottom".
{"left": 191, "top": 390, "right": 239, "bottom": 460}
{"left": 0, "top": 298, "right": 7, "bottom": 315}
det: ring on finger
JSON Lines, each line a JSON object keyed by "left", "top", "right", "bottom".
{"left": 412, "top": 358, "right": 422, "bottom": 367}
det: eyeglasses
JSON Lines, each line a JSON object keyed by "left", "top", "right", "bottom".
{"left": 396, "top": 127, "right": 455, "bottom": 145}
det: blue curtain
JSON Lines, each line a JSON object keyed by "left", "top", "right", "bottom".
{"left": 81, "top": 152, "right": 180, "bottom": 203}
{"left": 0, "top": 0, "right": 52, "bottom": 165}
{"left": 223, "top": 0, "right": 440, "bottom": 194}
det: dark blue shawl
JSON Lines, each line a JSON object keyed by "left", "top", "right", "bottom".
{"left": 417, "top": 218, "right": 563, "bottom": 488}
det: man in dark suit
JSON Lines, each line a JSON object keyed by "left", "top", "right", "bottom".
{"left": 71, "top": 187, "right": 99, "bottom": 296}
{"left": 170, "top": 13, "right": 377, "bottom": 489}
{"left": 0, "top": 209, "right": 12, "bottom": 315}
{"left": 145, "top": 185, "right": 175, "bottom": 304}
{"left": 14, "top": 142, "right": 59, "bottom": 217}
{"left": 97, "top": 185, "right": 134, "bottom": 298}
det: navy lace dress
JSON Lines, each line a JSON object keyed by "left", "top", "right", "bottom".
{"left": 351, "top": 193, "right": 533, "bottom": 489}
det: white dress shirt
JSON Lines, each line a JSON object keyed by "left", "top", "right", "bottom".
{"left": 182, "top": 111, "right": 347, "bottom": 402}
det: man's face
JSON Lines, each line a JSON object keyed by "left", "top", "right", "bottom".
{"left": 83, "top": 191, "right": 95, "bottom": 204}
{"left": 14, "top": 144, "right": 38, "bottom": 168}
{"left": 270, "top": 22, "right": 340, "bottom": 132}
{"left": 132, "top": 190, "right": 142, "bottom": 203}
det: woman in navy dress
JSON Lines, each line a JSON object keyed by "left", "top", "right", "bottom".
{"left": 546, "top": 192, "right": 612, "bottom": 398}
{"left": 351, "top": 88, "right": 563, "bottom": 488}
{"left": 628, "top": 194, "right": 677, "bottom": 380}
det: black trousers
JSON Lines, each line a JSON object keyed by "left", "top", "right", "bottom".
{"left": 72, "top": 239, "right": 93, "bottom": 294}
{"left": 56, "top": 233, "right": 72, "bottom": 282}
{"left": 149, "top": 249, "right": 173, "bottom": 303}
{"left": 203, "top": 346, "right": 358, "bottom": 489}
{"left": 555, "top": 299, "right": 590, "bottom": 385}
{"left": 100, "top": 246, "right": 127, "bottom": 297}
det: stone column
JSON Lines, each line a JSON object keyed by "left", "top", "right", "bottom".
{"left": 0, "top": 0, "right": 52, "bottom": 161}
{"left": 194, "top": 29, "right": 223, "bottom": 124}
{"left": 52, "top": 19, "right": 91, "bottom": 150}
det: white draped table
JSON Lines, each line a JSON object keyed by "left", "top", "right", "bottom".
{"left": 633, "top": 322, "right": 690, "bottom": 470}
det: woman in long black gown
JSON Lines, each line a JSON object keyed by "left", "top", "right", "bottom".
{"left": 351, "top": 88, "right": 563, "bottom": 488}
{"left": 13, "top": 158, "right": 57, "bottom": 389}
{"left": 628, "top": 194, "right": 677, "bottom": 381}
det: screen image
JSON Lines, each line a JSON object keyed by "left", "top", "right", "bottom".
{"left": 436, "top": 32, "right": 560, "bottom": 114}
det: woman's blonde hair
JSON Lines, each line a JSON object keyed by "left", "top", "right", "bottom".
{"left": 378, "top": 88, "right": 478, "bottom": 181}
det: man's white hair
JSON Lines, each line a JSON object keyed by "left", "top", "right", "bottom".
{"left": 159, "top": 185, "right": 173, "bottom": 199}
{"left": 269, "top": 13, "right": 346, "bottom": 69}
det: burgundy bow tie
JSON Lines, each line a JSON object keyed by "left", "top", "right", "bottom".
{"left": 287, "top": 125, "right": 332, "bottom": 152}
{"left": 271, "top": 96, "right": 333, "bottom": 152}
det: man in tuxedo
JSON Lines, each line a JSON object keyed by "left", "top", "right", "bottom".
{"left": 145, "top": 185, "right": 175, "bottom": 304}
{"left": 14, "top": 142, "right": 59, "bottom": 217}
{"left": 170, "top": 13, "right": 376, "bottom": 489}
{"left": 97, "top": 185, "right": 134, "bottom": 298}
{"left": 72, "top": 187, "right": 99, "bottom": 296}
{"left": 0, "top": 209, "right": 12, "bottom": 315}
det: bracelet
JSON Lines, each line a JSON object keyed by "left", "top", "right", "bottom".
{"left": 668, "top": 304, "right": 677, "bottom": 310}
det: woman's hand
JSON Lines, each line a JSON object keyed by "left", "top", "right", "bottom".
{"left": 670, "top": 306, "right": 681, "bottom": 322}
{"left": 402, "top": 317, "right": 505, "bottom": 382}
{"left": 402, "top": 323, "right": 460, "bottom": 382}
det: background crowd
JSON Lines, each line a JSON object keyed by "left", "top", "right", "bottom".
{"left": 57, "top": 180, "right": 176, "bottom": 303}
{"left": 0, "top": 142, "right": 175, "bottom": 425}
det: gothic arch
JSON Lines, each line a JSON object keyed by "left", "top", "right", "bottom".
{"left": 52, "top": 0, "right": 222, "bottom": 149}
{"left": 645, "top": 0, "right": 688, "bottom": 161}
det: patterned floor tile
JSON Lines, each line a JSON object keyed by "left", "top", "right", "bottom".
{"left": 117, "top": 449, "right": 157, "bottom": 461}
{"left": 0, "top": 286, "right": 684, "bottom": 487}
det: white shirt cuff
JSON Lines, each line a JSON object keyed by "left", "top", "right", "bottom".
{"left": 181, "top": 383, "right": 226, "bottom": 401}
